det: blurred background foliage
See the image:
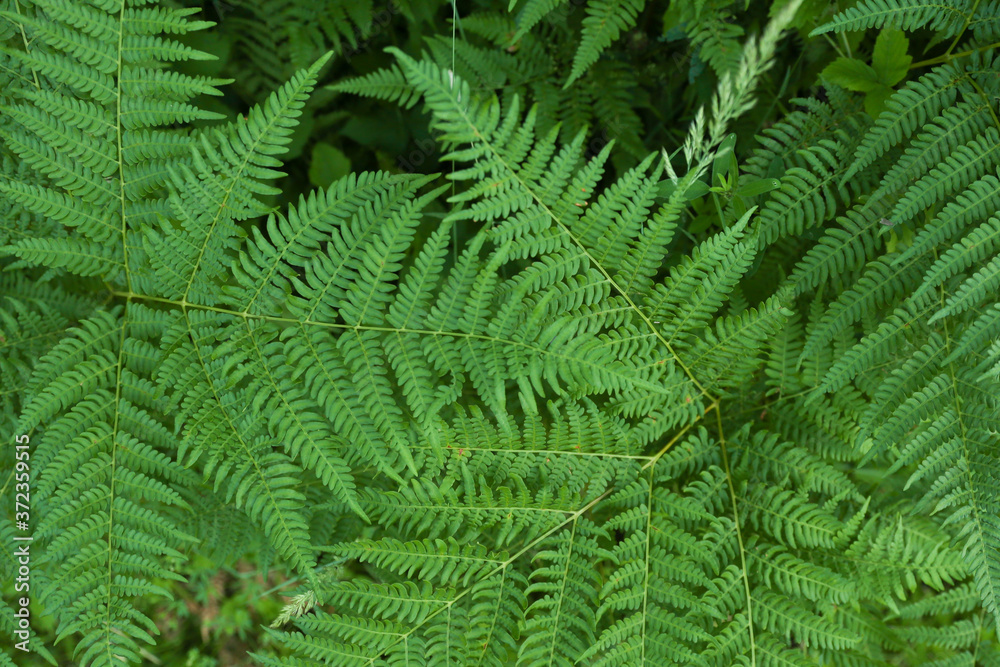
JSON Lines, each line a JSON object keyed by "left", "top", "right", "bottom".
{"left": 170, "top": 0, "right": 850, "bottom": 215}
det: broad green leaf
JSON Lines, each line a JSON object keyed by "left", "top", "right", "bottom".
{"left": 864, "top": 83, "right": 896, "bottom": 118}
{"left": 736, "top": 177, "right": 782, "bottom": 198}
{"left": 821, "top": 57, "right": 882, "bottom": 92}
{"left": 872, "top": 28, "right": 911, "bottom": 86}
{"left": 308, "top": 142, "right": 353, "bottom": 188}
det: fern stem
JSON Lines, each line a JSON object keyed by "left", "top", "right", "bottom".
{"left": 841, "top": 31, "right": 852, "bottom": 59}
{"left": 938, "top": 281, "right": 993, "bottom": 625}
{"left": 366, "top": 487, "right": 614, "bottom": 666}
{"left": 818, "top": 31, "right": 847, "bottom": 59}
{"left": 965, "top": 74, "right": 1000, "bottom": 137}
{"left": 641, "top": 402, "right": 714, "bottom": 470}
{"left": 104, "top": 315, "right": 128, "bottom": 662}
{"left": 0, "top": 61, "right": 36, "bottom": 88}
{"left": 11, "top": 0, "right": 39, "bottom": 90}
{"left": 115, "top": 0, "right": 129, "bottom": 296}
{"left": 943, "top": 0, "right": 983, "bottom": 58}
{"left": 103, "top": 3, "right": 130, "bottom": 656}
{"left": 545, "top": 516, "right": 577, "bottom": 666}
{"left": 640, "top": 467, "right": 654, "bottom": 665}
{"left": 715, "top": 403, "right": 755, "bottom": 666}
{"left": 414, "top": 445, "right": 653, "bottom": 461}
{"left": 909, "top": 39, "right": 1000, "bottom": 70}
{"left": 450, "top": 0, "right": 459, "bottom": 268}
{"left": 972, "top": 609, "right": 986, "bottom": 662}
{"left": 109, "top": 292, "right": 667, "bottom": 398}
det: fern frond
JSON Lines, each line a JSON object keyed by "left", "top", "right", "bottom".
{"left": 811, "top": 0, "right": 972, "bottom": 36}
{"left": 18, "top": 309, "right": 195, "bottom": 666}
{"left": 7, "top": 1, "right": 1000, "bottom": 662}
{"left": 840, "top": 63, "right": 964, "bottom": 184}
{"left": 566, "top": 0, "right": 644, "bottom": 86}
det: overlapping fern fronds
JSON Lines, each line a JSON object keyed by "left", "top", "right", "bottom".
{"left": 2, "top": 0, "right": 1000, "bottom": 664}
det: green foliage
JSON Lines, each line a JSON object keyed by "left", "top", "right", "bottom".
{"left": 3, "top": 0, "right": 1000, "bottom": 665}
{"left": 820, "top": 28, "right": 911, "bottom": 117}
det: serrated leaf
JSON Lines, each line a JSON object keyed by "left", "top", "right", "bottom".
{"left": 872, "top": 28, "right": 911, "bottom": 86}
{"left": 822, "top": 57, "right": 883, "bottom": 92}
